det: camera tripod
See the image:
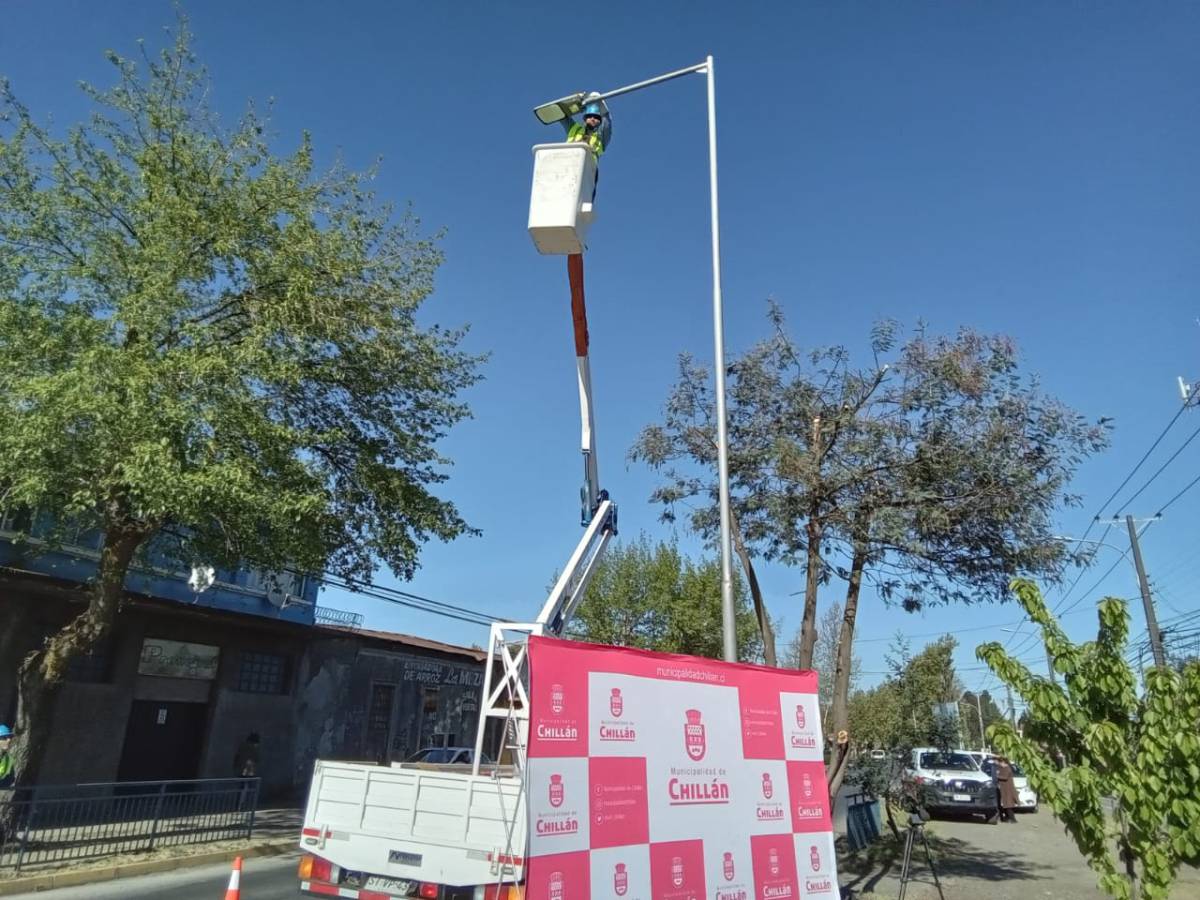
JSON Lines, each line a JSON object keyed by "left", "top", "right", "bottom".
{"left": 897, "top": 813, "right": 945, "bottom": 900}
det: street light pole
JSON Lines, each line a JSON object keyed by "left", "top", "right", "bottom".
{"left": 538, "top": 59, "right": 736, "bottom": 661}
{"left": 702, "top": 56, "right": 737, "bottom": 664}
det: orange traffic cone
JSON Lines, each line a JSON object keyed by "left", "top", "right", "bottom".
{"left": 223, "top": 856, "right": 242, "bottom": 900}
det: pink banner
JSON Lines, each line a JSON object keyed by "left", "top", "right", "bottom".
{"left": 526, "top": 637, "right": 838, "bottom": 900}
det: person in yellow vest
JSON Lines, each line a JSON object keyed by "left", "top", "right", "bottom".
{"left": 0, "top": 725, "right": 13, "bottom": 790}
{"left": 561, "top": 96, "right": 612, "bottom": 201}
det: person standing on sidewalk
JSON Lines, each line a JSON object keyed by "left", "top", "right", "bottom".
{"left": 995, "top": 755, "right": 1019, "bottom": 822}
{"left": 233, "top": 732, "right": 260, "bottom": 810}
{"left": 234, "top": 732, "right": 260, "bottom": 778}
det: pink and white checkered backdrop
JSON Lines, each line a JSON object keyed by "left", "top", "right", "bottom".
{"left": 525, "top": 636, "right": 839, "bottom": 900}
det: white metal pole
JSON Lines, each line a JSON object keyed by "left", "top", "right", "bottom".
{"left": 704, "top": 55, "right": 737, "bottom": 664}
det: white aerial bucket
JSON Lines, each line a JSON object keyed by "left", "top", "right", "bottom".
{"left": 527, "top": 142, "right": 596, "bottom": 255}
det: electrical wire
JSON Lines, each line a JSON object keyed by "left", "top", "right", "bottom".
{"left": 317, "top": 574, "right": 499, "bottom": 628}
{"left": 1001, "top": 403, "right": 1189, "bottom": 657}
{"left": 1057, "top": 522, "right": 1151, "bottom": 619}
{"left": 1114, "top": 419, "right": 1200, "bottom": 516}
{"left": 1153, "top": 470, "right": 1200, "bottom": 517}
{"left": 323, "top": 572, "right": 500, "bottom": 622}
{"left": 1100, "top": 402, "right": 1189, "bottom": 516}
{"left": 1049, "top": 522, "right": 1114, "bottom": 616}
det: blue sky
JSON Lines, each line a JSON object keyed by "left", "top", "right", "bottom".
{"left": 5, "top": 2, "right": 1200, "bottom": 705}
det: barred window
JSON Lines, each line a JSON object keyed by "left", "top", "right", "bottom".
{"left": 235, "top": 651, "right": 289, "bottom": 694}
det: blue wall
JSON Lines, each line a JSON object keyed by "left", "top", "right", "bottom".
{"left": 0, "top": 518, "right": 319, "bottom": 625}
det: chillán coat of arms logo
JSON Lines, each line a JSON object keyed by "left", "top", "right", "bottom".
{"left": 684, "top": 709, "right": 706, "bottom": 761}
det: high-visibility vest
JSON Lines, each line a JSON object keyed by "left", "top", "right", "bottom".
{"left": 567, "top": 123, "right": 604, "bottom": 157}
{"left": 0, "top": 751, "right": 12, "bottom": 786}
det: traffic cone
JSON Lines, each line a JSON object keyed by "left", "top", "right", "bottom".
{"left": 223, "top": 856, "right": 242, "bottom": 900}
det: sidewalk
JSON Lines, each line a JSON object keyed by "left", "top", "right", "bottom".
{"left": 838, "top": 809, "right": 1200, "bottom": 899}
{"left": 0, "top": 808, "right": 301, "bottom": 897}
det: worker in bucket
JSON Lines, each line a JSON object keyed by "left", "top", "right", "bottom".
{"left": 562, "top": 93, "right": 612, "bottom": 200}
{"left": 0, "top": 724, "right": 13, "bottom": 789}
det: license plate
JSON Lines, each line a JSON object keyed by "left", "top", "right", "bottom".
{"left": 953, "top": 793, "right": 971, "bottom": 802}
{"left": 366, "top": 876, "right": 415, "bottom": 894}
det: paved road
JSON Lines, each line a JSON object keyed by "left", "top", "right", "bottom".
{"left": 10, "top": 853, "right": 303, "bottom": 899}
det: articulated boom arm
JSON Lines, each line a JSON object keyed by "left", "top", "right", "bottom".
{"left": 569, "top": 253, "right": 602, "bottom": 526}
{"left": 470, "top": 253, "right": 617, "bottom": 776}
{"left": 537, "top": 498, "right": 617, "bottom": 636}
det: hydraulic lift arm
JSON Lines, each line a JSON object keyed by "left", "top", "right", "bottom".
{"left": 541, "top": 251, "right": 617, "bottom": 635}
{"left": 471, "top": 253, "right": 616, "bottom": 774}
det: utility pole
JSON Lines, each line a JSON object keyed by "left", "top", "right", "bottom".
{"left": 1126, "top": 515, "right": 1167, "bottom": 668}
{"left": 972, "top": 695, "right": 984, "bottom": 752}
{"left": 1005, "top": 684, "right": 1017, "bottom": 726}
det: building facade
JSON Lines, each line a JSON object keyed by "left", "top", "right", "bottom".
{"left": 0, "top": 531, "right": 488, "bottom": 799}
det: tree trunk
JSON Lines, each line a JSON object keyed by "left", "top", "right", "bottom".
{"left": 0, "top": 600, "right": 33, "bottom": 718}
{"left": 12, "top": 524, "right": 146, "bottom": 786}
{"left": 884, "top": 797, "right": 902, "bottom": 840}
{"left": 1117, "top": 818, "right": 1140, "bottom": 900}
{"left": 826, "top": 539, "right": 867, "bottom": 799}
{"left": 729, "top": 510, "right": 777, "bottom": 666}
{"left": 796, "top": 516, "right": 822, "bottom": 668}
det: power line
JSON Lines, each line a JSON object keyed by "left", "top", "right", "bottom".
{"left": 854, "top": 620, "right": 1024, "bottom": 644}
{"left": 1100, "top": 402, "right": 1189, "bottom": 516}
{"left": 1006, "top": 402, "right": 1190, "bottom": 657}
{"left": 317, "top": 573, "right": 499, "bottom": 628}
{"left": 1114, "top": 420, "right": 1200, "bottom": 516}
{"left": 324, "top": 572, "right": 500, "bottom": 622}
{"left": 1049, "top": 521, "right": 1115, "bottom": 616}
{"left": 1143, "top": 545, "right": 1200, "bottom": 585}
{"left": 1153, "top": 470, "right": 1200, "bottom": 517}
{"left": 1057, "top": 522, "right": 1152, "bottom": 620}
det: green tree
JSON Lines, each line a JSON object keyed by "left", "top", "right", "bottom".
{"left": 633, "top": 309, "right": 1107, "bottom": 796}
{"left": 885, "top": 635, "right": 963, "bottom": 750}
{"left": 784, "top": 599, "right": 859, "bottom": 724}
{"left": 567, "top": 534, "right": 761, "bottom": 660}
{"left": 959, "top": 689, "right": 1006, "bottom": 749}
{"left": 0, "top": 21, "right": 479, "bottom": 783}
{"left": 845, "top": 635, "right": 965, "bottom": 835}
{"left": 846, "top": 681, "right": 901, "bottom": 754}
{"left": 978, "top": 580, "right": 1200, "bottom": 900}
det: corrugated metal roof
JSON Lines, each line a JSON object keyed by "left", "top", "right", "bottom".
{"left": 317, "top": 623, "right": 487, "bottom": 661}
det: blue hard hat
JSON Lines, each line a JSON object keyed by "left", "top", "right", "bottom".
{"left": 0, "top": 725, "right": 11, "bottom": 738}
{"left": 584, "top": 102, "right": 603, "bottom": 117}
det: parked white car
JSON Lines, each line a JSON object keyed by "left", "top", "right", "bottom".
{"left": 402, "top": 746, "right": 492, "bottom": 766}
{"left": 903, "top": 748, "right": 996, "bottom": 821}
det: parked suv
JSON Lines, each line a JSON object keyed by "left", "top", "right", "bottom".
{"left": 904, "top": 748, "right": 996, "bottom": 821}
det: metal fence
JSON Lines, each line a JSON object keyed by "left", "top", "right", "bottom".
{"left": 845, "top": 788, "right": 884, "bottom": 852}
{"left": 0, "top": 777, "right": 259, "bottom": 874}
